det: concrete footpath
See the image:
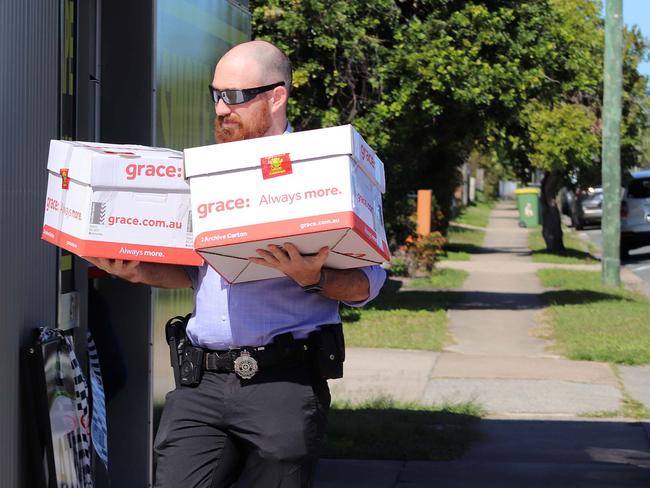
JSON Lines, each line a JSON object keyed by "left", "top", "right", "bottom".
{"left": 315, "top": 201, "right": 650, "bottom": 487}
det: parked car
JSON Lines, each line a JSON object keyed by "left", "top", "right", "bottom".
{"left": 560, "top": 186, "right": 578, "bottom": 220}
{"left": 571, "top": 188, "right": 602, "bottom": 230}
{"left": 620, "top": 170, "right": 650, "bottom": 260}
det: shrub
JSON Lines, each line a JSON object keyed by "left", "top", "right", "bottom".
{"left": 389, "top": 257, "right": 409, "bottom": 277}
{"left": 406, "top": 231, "right": 448, "bottom": 273}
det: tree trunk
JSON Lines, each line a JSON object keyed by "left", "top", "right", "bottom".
{"left": 540, "top": 170, "right": 565, "bottom": 253}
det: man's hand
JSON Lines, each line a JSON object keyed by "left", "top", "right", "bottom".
{"left": 84, "top": 257, "right": 193, "bottom": 289}
{"left": 249, "top": 243, "right": 328, "bottom": 286}
{"left": 85, "top": 257, "right": 142, "bottom": 282}
{"left": 249, "top": 242, "right": 371, "bottom": 301}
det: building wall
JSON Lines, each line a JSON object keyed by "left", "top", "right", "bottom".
{"left": 0, "top": 1, "right": 251, "bottom": 485}
{"left": 0, "top": 1, "right": 60, "bottom": 486}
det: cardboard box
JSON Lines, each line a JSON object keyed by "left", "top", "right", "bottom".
{"left": 42, "top": 140, "right": 202, "bottom": 265}
{"left": 184, "top": 125, "right": 390, "bottom": 283}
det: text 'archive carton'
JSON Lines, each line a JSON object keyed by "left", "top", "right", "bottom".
{"left": 184, "top": 125, "right": 390, "bottom": 283}
{"left": 42, "top": 140, "right": 202, "bottom": 265}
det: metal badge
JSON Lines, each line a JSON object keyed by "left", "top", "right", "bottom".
{"left": 233, "top": 350, "right": 259, "bottom": 379}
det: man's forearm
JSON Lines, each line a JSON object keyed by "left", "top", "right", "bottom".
{"left": 133, "top": 263, "right": 193, "bottom": 289}
{"left": 320, "top": 268, "right": 369, "bottom": 302}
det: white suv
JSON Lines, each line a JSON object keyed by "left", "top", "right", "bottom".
{"left": 620, "top": 170, "right": 650, "bottom": 259}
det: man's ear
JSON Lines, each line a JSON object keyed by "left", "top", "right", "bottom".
{"left": 269, "top": 85, "right": 289, "bottom": 110}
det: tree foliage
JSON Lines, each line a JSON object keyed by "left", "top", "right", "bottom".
{"left": 250, "top": 0, "right": 649, "bottom": 248}
{"left": 525, "top": 103, "right": 600, "bottom": 173}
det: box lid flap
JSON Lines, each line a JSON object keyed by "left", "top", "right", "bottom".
{"left": 47, "top": 140, "right": 189, "bottom": 191}
{"left": 184, "top": 125, "right": 385, "bottom": 192}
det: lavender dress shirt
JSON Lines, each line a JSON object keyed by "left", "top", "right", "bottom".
{"left": 185, "top": 264, "right": 386, "bottom": 349}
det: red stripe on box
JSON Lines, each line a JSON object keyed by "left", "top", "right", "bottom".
{"left": 194, "top": 212, "right": 353, "bottom": 248}
{"left": 350, "top": 214, "right": 391, "bottom": 261}
{"left": 194, "top": 211, "right": 390, "bottom": 261}
{"left": 41, "top": 224, "right": 203, "bottom": 266}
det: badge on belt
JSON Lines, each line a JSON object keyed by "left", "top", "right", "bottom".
{"left": 233, "top": 350, "right": 258, "bottom": 379}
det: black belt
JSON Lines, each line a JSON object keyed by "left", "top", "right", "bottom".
{"left": 202, "top": 334, "right": 311, "bottom": 379}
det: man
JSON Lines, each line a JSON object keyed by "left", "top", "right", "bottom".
{"left": 87, "top": 40, "right": 386, "bottom": 487}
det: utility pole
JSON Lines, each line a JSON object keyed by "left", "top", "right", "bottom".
{"left": 601, "top": 0, "right": 623, "bottom": 287}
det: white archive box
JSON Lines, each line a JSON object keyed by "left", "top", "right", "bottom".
{"left": 184, "top": 124, "right": 390, "bottom": 283}
{"left": 42, "top": 140, "right": 203, "bottom": 265}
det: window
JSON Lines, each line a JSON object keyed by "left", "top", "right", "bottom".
{"left": 627, "top": 178, "right": 650, "bottom": 199}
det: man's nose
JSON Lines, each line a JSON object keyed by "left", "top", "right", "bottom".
{"left": 215, "top": 98, "right": 231, "bottom": 116}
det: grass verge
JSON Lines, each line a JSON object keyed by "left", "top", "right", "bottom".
{"left": 341, "top": 279, "right": 454, "bottom": 351}
{"left": 451, "top": 198, "right": 495, "bottom": 229}
{"left": 581, "top": 396, "right": 650, "bottom": 420}
{"left": 529, "top": 226, "right": 597, "bottom": 264}
{"left": 538, "top": 269, "right": 650, "bottom": 364}
{"left": 323, "top": 398, "right": 484, "bottom": 460}
{"left": 440, "top": 250, "right": 471, "bottom": 261}
{"left": 409, "top": 268, "right": 469, "bottom": 289}
{"left": 443, "top": 225, "right": 486, "bottom": 259}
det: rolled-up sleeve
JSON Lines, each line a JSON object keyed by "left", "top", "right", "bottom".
{"left": 342, "top": 265, "right": 386, "bottom": 308}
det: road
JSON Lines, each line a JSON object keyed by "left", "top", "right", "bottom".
{"left": 580, "top": 226, "right": 650, "bottom": 283}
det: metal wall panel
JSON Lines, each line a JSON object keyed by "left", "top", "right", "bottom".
{"left": 0, "top": 0, "right": 60, "bottom": 487}
{"left": 98, "top": 2, "right": 155, "bottom": 485}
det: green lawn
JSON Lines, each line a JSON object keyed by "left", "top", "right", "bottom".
{"left": 439, "top": 250, "right": 472, "bottom": 261}
{"left": 342, "top": 279, "right": 455, "bottom": 351}
{"left": 451, "top": 198, "right": 495, "bottom": 229}
{"left": 443, "top": 225, "right": 486, "bottom": 258}
{"left": 323, "top": 398, "right": 484, "bottom": 460}
{"left": 529, "top": 226, "right": 598, "bottom": 264}
{"left": 538, "top": 269, "right": 650, "bottom": 365}
{"left": 409, "top": 268, "right": 468, "bottom": 289}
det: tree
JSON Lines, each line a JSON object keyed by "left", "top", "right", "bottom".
{"left": 525, "top": 102, "right": 600, "bottom": 250}
{"left": 251, "top": 0, "right": 648, "bottom": 250}
{"left": 480, "top": 0, "right": 647, "bottom": 252}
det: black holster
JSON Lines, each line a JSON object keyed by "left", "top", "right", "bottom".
{"left": 309, "top": 323, "right": 345, "bottom": 380}
{"left": 164, "top": 314, "right": 203, "bottom": 388}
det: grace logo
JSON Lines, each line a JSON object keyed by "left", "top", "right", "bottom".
{"left": 125, "top": 163, "right": 183, "bottom": 180}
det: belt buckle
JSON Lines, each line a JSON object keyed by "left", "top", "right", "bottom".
{"left": 233, "top": 349, "right": 258, "bottom": 379}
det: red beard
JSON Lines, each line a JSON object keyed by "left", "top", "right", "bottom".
{"left": 214, "top": 104, "right": 272, "bottom": 143}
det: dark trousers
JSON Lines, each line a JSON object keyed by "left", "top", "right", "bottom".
{"left": 153, "top": 362, "right": 331, "bottom": 488}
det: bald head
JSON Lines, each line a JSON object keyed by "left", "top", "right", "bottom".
{"left": 217, "top": 40, "right": 292, "bottom": 93}
{"left": 212, "top": 41, "right": 292, "bottom": 142}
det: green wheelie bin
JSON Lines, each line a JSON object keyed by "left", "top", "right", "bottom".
{"left": 513, "top": 187, "right": 541, "bottom": 227}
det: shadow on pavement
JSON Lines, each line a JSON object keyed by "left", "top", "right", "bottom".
{"left": 445, "top": 243, "right": 532, "bottom": 256}
{"left": 316, "top": 418, "right": 650, "bottom": 488}
{"left": 530, "top": 248, "right": 597, "bottom": 261}
{"left": 543, "top": 289, "right": 632, "bottom": 306}
{"left": 446, "top": 291, "right": 543, "bottom": 310}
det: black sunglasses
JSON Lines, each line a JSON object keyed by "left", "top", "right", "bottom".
{"left": 208, "top": 81, "right": 285, "bottom": 106}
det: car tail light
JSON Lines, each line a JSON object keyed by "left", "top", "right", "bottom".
{"left": 621, "top": 200, "right": 628, "bottom": 219}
